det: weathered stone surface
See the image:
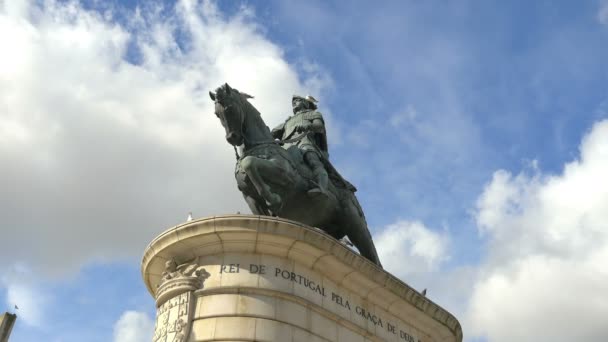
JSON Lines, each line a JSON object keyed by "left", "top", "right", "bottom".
{"left": 142, "top": 215, "right": 462, "bottom": 342}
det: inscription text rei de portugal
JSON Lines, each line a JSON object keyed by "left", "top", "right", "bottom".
{"left": 219, "top": 263, "right": 419, "bottom": 342}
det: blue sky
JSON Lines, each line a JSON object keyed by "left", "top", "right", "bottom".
{"left": 1, "top": 0, "right": 608, "bottom": 341}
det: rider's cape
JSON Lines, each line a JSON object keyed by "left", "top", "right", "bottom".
{"left": 322, "top": 154, "right": 357, "bottom": 192}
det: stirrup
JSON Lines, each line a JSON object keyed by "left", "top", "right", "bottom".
{"left": 307, "top": 187, "right": 328, "bottom": 197}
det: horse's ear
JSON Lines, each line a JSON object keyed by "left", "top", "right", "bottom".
{"left": 224, "top": 83, "right": 232, "bottom": 94}
{"left": 209, "top": 91, "right": 216, "bottom": 101}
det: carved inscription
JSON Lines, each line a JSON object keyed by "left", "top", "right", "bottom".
{"left": 218, "top": 262, "right": 420, "bottom": 341}
{"left": 275, "top": 267, "right": 326, "bottom": 296}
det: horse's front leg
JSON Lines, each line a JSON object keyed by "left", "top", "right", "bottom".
{"left": 240, "top": 156, "right": 289, "bottom": 211}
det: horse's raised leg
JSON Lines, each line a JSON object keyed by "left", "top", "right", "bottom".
{"left": 341, "top": 196, "right": 382, "bottom": 267}
{"left": 243, "top": 194, "right": 270, "bottom": 215}
{"left": 240, "top": 156, "right": 290, "bottom": 212}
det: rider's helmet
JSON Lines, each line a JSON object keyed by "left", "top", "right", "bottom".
{"left": 292, "top": 95, "right": 318, "bottom": 110}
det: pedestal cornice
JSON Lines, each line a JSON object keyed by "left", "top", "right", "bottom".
{"left": 142, "top": 215, "right": 462, "bottom": 342}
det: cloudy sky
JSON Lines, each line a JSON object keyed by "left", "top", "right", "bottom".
{"left": 1, "top": 0, "right": 608, "bottom": 341}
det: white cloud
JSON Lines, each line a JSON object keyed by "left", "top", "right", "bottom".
{"left": 375, "top": 220, "right": 450, "bottom": 276}
{"left": 374, "top": 220, "right": 473, "bottom": 323}
{"left": 599, "top": 0, "right": 608, "bottom": 25}
{"left": 1, "top": 263, "right": 50, "bottom": 327}
{"left": 469, "top": 120, "right": 608, "bottom": 342}
{"left": 0, "top": 0, "right": 331, "bottom": 275}
{"left": 113, "top": 310, "right": 154, "bottom": 342}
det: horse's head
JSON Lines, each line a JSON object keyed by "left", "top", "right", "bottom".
{"left": 209, "top": 83, "right": 249, "bottom": 146}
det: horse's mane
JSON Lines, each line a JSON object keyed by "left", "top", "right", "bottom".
{"left": 218, "top": 85, "right": 257, "bottom": 114}
{"left": 235, "top": 91, "right": 260, "bottom": 117}
{"left": 224, "top": 86, "right": 272, "bottom": 138}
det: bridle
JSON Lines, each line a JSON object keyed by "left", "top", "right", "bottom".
{"left": 216, "top": 93, "right": 311, "bottom": 162}
{"left": 218, "top": 99, "right": 277, "bottom": 160}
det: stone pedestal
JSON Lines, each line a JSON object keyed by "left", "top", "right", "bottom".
{"left": 0, "top": 312, "right": 16, "bottom": 342}
{"left": 142, "top": 215, "right": 462, "bottom": 342}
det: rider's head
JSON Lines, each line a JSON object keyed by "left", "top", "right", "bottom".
{"left": 292, "top": 95, "right": 318, "bottom": 113}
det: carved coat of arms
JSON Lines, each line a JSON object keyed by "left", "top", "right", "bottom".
{"left": 152, "top": 259, "right": 210, "bottom": 342}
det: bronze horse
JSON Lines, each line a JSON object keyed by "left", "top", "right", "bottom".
{"left": 209, "top": 83, "right": 381, "bottom": 267}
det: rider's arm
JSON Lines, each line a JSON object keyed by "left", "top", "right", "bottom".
{"left": 271, "top": 123, "right": 285, "bottom": 139}
{"left": 310, "top": 118, "right": 325, "bottom": 133}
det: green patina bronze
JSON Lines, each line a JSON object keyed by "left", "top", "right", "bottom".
{"left": 209, "top": 83, "right": 381, "bottom": 266}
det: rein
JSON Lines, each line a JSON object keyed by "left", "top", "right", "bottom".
{"left": 233, "top": 133, "right": 308, "bottom": 160}
{"left": 278, "top": 132, "right": 308, "bottom": 144}
{"left": 224, "top": 98, "right": 308, "bottom": 162}
{"left": 225, "top": 102, "right": 307, "bottom": 182}
{"left": 232, "top": 107, "right": 278, "bottom": 160}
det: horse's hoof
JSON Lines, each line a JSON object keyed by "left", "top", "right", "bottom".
{"left": 267, "top": 193, "right": 282, "bottom": 209}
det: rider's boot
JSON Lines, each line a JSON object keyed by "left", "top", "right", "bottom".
{"left": 307, "top": 167, "right": 329, "bottom": 197}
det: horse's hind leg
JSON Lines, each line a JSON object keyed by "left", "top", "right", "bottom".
{"left": 243, "top": 194, "right": 270, "bottom": 216}
{"left": 342, "top": 197, "right": 383, "bottom": 267}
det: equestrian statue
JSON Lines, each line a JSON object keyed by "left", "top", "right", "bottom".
{"left": 209, "top": 83, "right": 382, "bottom": 267}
